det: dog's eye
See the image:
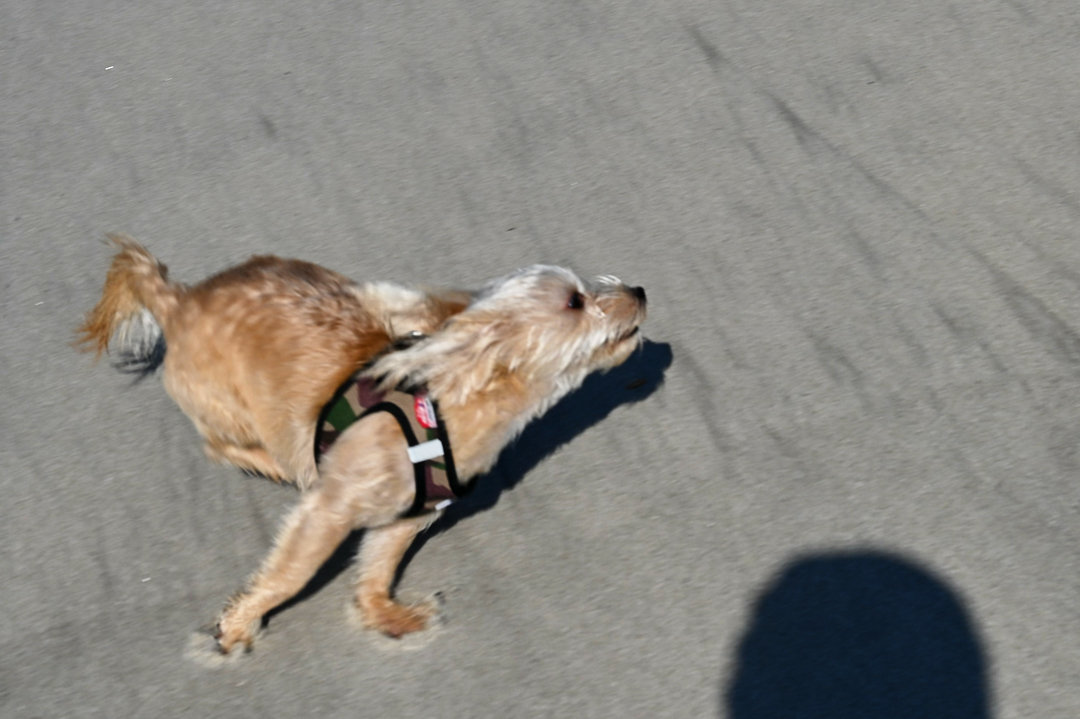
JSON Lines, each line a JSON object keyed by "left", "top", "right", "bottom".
{"left": 567, "top": 291, "right": 585, "bottom": 310}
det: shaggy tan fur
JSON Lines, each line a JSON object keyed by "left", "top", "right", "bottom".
{"left": 77, "top": 234, "right": 646, "bottom": 653}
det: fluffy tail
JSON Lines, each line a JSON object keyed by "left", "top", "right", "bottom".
{"left": 75, "top": 234, "right": 183, "bottom": 375}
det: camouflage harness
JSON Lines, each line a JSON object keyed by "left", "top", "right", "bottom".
{"left": 314, "top": 374, "right": 468, "bottom": 517}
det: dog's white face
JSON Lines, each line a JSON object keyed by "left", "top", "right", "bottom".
{"left": 469, "top": 264, "right": 647, "bottom": 385}
{"left": 370, "top": 264, "right": 647, "bottom": 409}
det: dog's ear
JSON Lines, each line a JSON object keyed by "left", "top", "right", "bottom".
{"left": 366, "top": 311, "right": 492, "bottom": 392}
{"left": 434, "top": 314, "right": 523, "bottom": 399}
{"left": 371, "top": 308, "right": 536, "bottom": 407}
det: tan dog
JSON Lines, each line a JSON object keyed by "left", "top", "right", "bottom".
{"left": 77, "top": 235, "right": 647, "bottom": 653}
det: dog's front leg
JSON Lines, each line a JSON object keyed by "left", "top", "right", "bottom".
{"left": 215, "top": 489, "right": 354, "bottom": 653}
{"left": 355, "top": 515, "right": 440, "bottom": 637}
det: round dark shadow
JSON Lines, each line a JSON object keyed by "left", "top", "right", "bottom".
{"left": 725, "top": 551, "right": 991, "bottom": 719}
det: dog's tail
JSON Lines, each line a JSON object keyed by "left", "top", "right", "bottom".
{"left": 75, "top": 234, "right": 183, "bottom": 376}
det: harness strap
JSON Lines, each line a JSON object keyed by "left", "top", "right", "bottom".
{"left": 315, "top": 376, "right": 467, "bottom": 516}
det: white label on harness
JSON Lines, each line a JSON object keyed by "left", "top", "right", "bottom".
{"left": 407, "top": 439, "right": 444, "bottom": 464}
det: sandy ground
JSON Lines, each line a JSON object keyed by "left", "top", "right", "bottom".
{"left": 3, "top": 2, "right": 1079, "bottom": 717}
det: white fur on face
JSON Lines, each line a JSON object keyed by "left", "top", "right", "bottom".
{"left": 368, "top": 265, "right": 645, "bottom": 410}
{"left": 471, "top": 265, "right": 585, "bottom": 310}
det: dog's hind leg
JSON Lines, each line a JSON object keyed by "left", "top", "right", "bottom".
{"left": 354, "top": 516, "right": 439, "bottom": 637}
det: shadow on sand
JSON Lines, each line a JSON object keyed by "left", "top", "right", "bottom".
{"left": 724, "top": 550, "right": 991, "bottom": 718}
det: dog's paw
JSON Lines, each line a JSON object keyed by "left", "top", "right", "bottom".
{"left": 214, "top": 609, "right": 261, "bottom": 655}
{"left": 360, "top": 594, "right": 442, "bottom": 638}
{"left": 185, "top": 628, "right": 248, "bottom": 667}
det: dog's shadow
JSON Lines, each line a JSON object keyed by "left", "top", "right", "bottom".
{"left": 407, "top": 338, "right": 673, "bottom": 562}
{"left": 270, "top": 340, "right": 671, "bottom": 619}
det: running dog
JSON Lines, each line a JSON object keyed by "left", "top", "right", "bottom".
{"left": 77, "top": 234, "right": 646, "bottom": 653}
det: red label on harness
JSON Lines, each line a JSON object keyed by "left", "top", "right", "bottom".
{"left": 414, "top": 394, "right": 438, "bottom": 429}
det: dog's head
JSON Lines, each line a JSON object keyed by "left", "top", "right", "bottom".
{"left": 369, "top": 265, "right": 646, "bottom": 409}
{"left": 470, "top": 265, "right": 646, "bottom": 375}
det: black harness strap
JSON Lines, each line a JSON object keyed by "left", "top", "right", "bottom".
{"left": 315, "top": 376, "right": 467, "bottom": 516}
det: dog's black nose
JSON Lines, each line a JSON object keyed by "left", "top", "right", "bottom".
{"left": 631, "top": 286, "right": 646, "bottom": 303}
